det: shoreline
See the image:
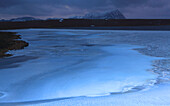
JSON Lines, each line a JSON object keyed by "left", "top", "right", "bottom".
{"left": 0, "top": 32, "right": 29, "bottom": 58}
{"left": 49, "top": 26, "right": 170, "bottom": 31}
{"left": 1, "top": 26, "right": 170, "bottom": 31}
{"left": 1, "top": 19, "right": 170, "bottom": 30}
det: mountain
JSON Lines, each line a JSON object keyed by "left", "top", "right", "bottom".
{"left": 9, "top": 17, "right": 41, "bottom": 22}
{"left": 70, "top": 9, "right": 126, "bottom": 19}
{"left": 0, "top": 19, "right": 8, "bottom": 22}
{"left": 0, "top": 10, "right": 125, "bottom": 22}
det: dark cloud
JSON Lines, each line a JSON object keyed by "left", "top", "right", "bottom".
{"left": 0, "top": 0, "right": 170, "bottom": 19}
{"left": 0, "top": 0, "right": 22, "bottom": 8}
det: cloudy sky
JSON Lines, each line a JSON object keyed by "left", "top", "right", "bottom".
{"left": 0, "top": 0, "right": 170, "bottom": 19}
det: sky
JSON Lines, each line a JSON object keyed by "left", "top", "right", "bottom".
{"left": 0, "top": 0, "right": 170, "bottom": 19}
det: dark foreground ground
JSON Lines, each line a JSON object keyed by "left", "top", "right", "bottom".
{"left": 0, "top": 32, "right": 28, "bottom": 57}
{"left": 1, "top": 19, "right": 170, "bottom": 30}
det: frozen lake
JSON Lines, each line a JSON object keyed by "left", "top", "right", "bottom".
{"left": 0, "top": 29, "right": 169, "bottom": 105}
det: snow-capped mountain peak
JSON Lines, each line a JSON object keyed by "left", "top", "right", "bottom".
{"left": 71, "top": 9, "right": 126, "bottom": 19}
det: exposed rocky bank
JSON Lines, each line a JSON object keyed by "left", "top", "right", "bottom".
{"left": 0, "top": 32, "right": 29, "bottom": 57}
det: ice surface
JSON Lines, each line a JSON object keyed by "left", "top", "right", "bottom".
{"left": 0, "top": 29, "right": 166, "bottom": 105}
{"left": 36, "top": 83, "right": 170, "bottom": 106}
{"left": 0, "top": 93, "right": 4, "bottom": 98}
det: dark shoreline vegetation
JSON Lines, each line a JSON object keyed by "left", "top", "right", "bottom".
{"left": 0, "top": 32, "right": 29, "bottom": 58}
{"left": 0, "top": 19, "right": 170, "bottom": 30}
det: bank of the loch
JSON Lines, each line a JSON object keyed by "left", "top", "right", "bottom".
{"left": 0, "top": 32, "right": 28, "bottom": 58}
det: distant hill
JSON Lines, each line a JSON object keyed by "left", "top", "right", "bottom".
{"left": 0, "top": 19, "right": 8, "bottom": 22}
{"left": 0, "top": 17, "right": 41, "bottom": 22}
{"left": 70, "top": 9, "right": 126, "bottom": 19}
{"left": 0, "top": 10, "right": 125, "bottom": 22}
{"left": 9, "top": 17, "right": 41, "bottom": 22}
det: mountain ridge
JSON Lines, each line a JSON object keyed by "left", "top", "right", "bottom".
{"left": 70, "top": 9, "right": 126, "bottom": 19}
